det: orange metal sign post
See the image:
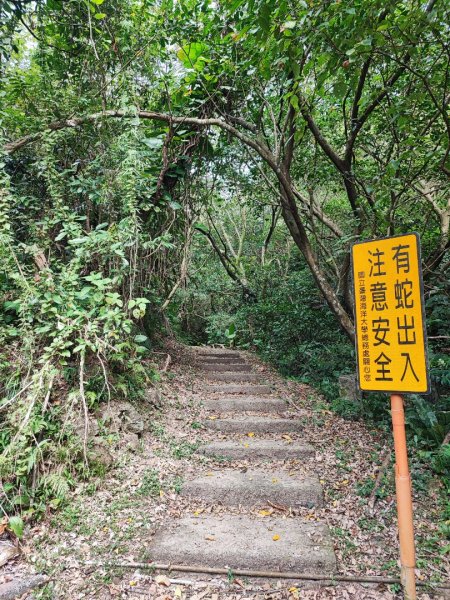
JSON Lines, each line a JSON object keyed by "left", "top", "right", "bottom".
{"left": 352, "top": 233, "right": 430, "bottom": 600}
{"left": 391, "top": 393, "right": 416, "bottom": 599}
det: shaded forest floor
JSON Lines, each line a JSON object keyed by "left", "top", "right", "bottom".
{"left": 3, "top": 343, "right": 448, "bottom": 599}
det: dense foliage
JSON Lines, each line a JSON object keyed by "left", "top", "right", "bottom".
{"left": 0, "top": 0, "right": 448, "bottom": 532}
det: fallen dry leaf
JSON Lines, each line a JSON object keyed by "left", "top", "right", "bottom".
{"left": 0, "top": 518, "right": 7, "bottom": 536}
{"left": 155, "top": 575, "right": 171, "bottom": 587}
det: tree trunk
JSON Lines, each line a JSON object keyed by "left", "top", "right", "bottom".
{"left": 279, "top": 194, "right": 355, "bottom": 342}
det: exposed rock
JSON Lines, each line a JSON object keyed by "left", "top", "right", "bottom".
{"left": 73, "top": 415, "right": 99, "bottom": 441}
{"left": 88, "top": 437, "right": 114, "bottom": 468}
{"left": 0, "top": 575, "right": 48, "bottom": 600}
{"left": 93, "top": 400, "right": 149, "bottom": 455}
{"left": 120, "top": 404, "right": 145, "bottom": 435}
{"left": 96, "top": 403, "right": 120, "bottom": 431}
{"left": 0, "top": 541, "right": 19, "bottom": 567}
{"left": 122, "top": 432, "right": 140, "bottom": 451}
{"left": 338, "top": 373, "right": 361, "bottom": 404}
{"left": 146, "top": 387, "right": 162, "bottom": 406}
{"left": 97, "top": 401, "right": 145, "bottom": 435}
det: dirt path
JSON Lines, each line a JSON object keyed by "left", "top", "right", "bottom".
{"left": 8, "top": 345, "right": 447, "bottom": 599}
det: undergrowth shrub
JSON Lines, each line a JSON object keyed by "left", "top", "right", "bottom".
{"left": 236, "top": 267, "right": 355, "bottom": 384}
{"left": 205, "top": 312, "right": 236, "bottom": 346}
{"left": 0, "top": 123, "right": 184, "bottom": 520}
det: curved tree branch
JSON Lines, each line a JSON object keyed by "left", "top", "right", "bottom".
{"left": 194, "top": 225, "right": 256, "bottom": 301}
{"left": 4, "top": 107, "right": 355, "bottom": 339}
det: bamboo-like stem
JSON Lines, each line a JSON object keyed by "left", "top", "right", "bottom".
{"left": 85, "top": 562, "right": 450, "bottom": 589}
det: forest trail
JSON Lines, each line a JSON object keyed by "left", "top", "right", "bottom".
{"left": 149, "top": 347, "right": 336, "bottom": 574}
{"left": 3, "top": 3, "right": 449, "bottom": 598}
{"left": 13, "top": 345, "right": 446, "bottom": 599}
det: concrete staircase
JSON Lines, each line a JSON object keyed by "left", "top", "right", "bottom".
{"left": 147, "top": 348, "right": 336, "bottom": 578}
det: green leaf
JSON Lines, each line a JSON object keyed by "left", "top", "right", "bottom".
{"left": 135, "top": 334, "right": 148, "bottom": 343}
{"left": 8, "top": 516, "right": 24, "bottom": 539}
{"left": 94, "top": 12, "right": 106, "bottom": 19}
{"left": 225, "top": 323, "right": 236, "bottom": 339}
{"left": 142, "top": 137, "right": 163, "bottom": 149}
{"left": 69, "top": 237, "right": 88, "bottom": 245}
{"left": 177, "top": 42, "right": 208, "bottom": 71}
{"left": 90, "top": 0, "right": 105, "bottom": 4}
{"left": 4, "top": 300, "right": 19, "bottom": 312}
{"left": 195, "top": 223, "right": 209, "bottom": 233}
{"left": 333, "top": 81, "right": 347, "bottom": 99}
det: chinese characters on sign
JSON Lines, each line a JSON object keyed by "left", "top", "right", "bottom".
{"left": 352, "top": 233, "right": 429, "bottom": 393}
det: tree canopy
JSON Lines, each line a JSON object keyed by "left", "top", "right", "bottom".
{"left": 0, "top": 0, "right": 449, "bottom": 521}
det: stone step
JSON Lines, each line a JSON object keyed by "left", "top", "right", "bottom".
{"left": 205, "top": 384, "right": 272, "bottom": 395}
{"left": 200, "top": 439, "right": 314, "bottom": 460}
{"left": 149, "top": 515, "right": 336, "bottom": 574}
{"left": 206, "top": 372, "right": 261, "bottom": 383}
{"left": 198, "top": 357, "right": 245, "bottom": 364}
{"left": 201, "top": 363, "right": 252, "bottom": 372}
{"left": 198, "top": 350, "right": 241, "bottom": 358}
{"left": 181, "top": 469, "right": 323, "bottom": 508}
{"left": 204, "top": 417, "right": 303, "bottom": 433}
{"left": 203, "top": 397, "right": 288, "bottom": 413}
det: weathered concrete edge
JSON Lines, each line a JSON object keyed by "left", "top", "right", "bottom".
{"left": 199, "top": 443, "right": 315, "bottom": 459}
{"left": 204, "top": 418, "right": 304, "bottom": 432}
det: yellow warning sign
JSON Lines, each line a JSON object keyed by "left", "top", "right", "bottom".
{"left": 351, "top": 233, "right": 429, "bottom": 393}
